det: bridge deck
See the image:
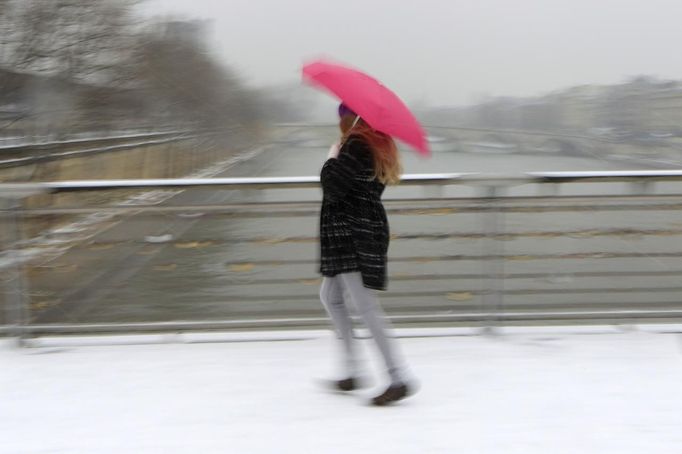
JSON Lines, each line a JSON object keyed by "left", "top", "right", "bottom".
{"left": 2, "top": 327, "right": 681, "bottom": 453}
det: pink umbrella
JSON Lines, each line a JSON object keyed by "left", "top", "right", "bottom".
{"left": 302, "top": 59, "right": 430, "bottom": 156}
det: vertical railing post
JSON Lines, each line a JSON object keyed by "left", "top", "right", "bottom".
{"left": 1, "top": 197, "right": 31, "bottom": 346}
{"left": 479, "top": 184, "right": 505, "bottom": 335}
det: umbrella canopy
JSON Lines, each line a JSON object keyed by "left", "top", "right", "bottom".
{"left": 302, "top": 60, "right": 430, "bottom": 156}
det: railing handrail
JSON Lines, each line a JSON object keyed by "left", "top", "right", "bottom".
{"left": 3, "top": 170, "right": 682, "bottom": 195}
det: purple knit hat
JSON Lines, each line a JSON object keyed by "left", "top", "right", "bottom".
{"left": 338, "top": 103, "right": 356, "bottom": 118}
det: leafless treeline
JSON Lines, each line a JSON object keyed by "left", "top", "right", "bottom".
{"left": 0, "top": 0, "right": 282, "bottom": 138}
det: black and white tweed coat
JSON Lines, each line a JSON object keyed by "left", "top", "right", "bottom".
{"left": 319, "top": 135, "right": 389, "bottom": 290}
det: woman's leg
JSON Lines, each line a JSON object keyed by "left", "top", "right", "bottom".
{"left": 320, "top": 276, "right": 359, "bottom": 378}
{"left": 338, "top": 272, "right": 406, "bottom": 385}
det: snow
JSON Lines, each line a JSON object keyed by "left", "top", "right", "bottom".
{"left": 0, "top": 146, "right": 268, "bottom": 272}
{"left": 2, "top": 327, "right": 682, "bottom": 453}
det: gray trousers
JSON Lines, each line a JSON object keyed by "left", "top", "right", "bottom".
{"left": 320, "top": 272, "right": 406, "bottom": 385}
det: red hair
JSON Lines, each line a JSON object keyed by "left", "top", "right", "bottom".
{"left": 339, "top": 116, "right": 402, "bottom": 185}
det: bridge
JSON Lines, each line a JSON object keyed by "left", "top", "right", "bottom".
{"left": 274, "top": 123, "right": 682, "bottom": 167}
{"left": 427, "top": 126, "right": 603, "bottom": 156}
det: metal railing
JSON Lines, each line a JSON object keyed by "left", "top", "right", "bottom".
{"left": 2, "top": 171, "right": 682, "bottom": 342}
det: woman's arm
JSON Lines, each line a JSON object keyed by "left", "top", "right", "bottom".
{"left": 320, "top": 138, "right": 371, "bottom": 203}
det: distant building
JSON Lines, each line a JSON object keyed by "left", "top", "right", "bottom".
{"left": 646, "top": 85, "right": 682, "bottom": 133}
{"left": 516, "top": 99, "right": 561, "bottom": 131}
{"left": 451, "top": 78, "right": 682, "bottom": 136}
{"left": 553, "top": 85, "right": 607, "bottom": 132}
{"left": 597, "top": 77, "right": 682, "bottom": 134}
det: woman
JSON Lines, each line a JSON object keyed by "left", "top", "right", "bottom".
{"left": 319, "top": 103, "right": 414, "bottom": 406}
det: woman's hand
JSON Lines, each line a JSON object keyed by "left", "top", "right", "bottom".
{"left": 327, "top": 142, "right": 340, "bottom": 159}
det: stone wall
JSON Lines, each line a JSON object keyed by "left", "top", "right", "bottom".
{"left": 1, "top": 137, "right": 231, "bottom": 242}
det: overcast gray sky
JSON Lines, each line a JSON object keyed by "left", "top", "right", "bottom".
{"left": 140, "top": 0, "right": 682, "bottom": 106}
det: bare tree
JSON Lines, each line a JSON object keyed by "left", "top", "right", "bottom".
{"left": 132, "top": 21, "right": 261, "bottom": 131}
{"left": 1, "top": 0, "right": 140, "bottom": 85}
{"left": 0, "top": 4, "right": 266, "bottom": 137}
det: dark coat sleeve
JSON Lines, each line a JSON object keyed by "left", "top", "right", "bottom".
{"left": 320, "top": 138, "right": 372, "bottom": 203}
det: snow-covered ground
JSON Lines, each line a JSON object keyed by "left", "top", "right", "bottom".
{"left": 2, "top": 326, "right": 682, "bottom": 453}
